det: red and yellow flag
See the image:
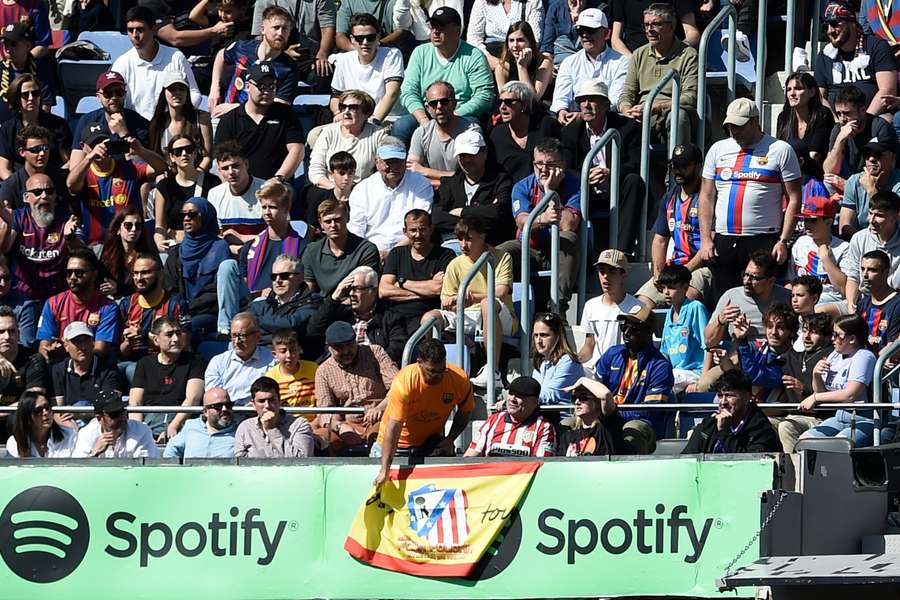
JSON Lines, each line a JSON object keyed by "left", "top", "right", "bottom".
{"left": 345, "top": 462, "right": 541, "bottom": 577}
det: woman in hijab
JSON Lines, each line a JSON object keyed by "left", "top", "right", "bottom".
{"left": 163, "top": 197, "right": 231, "bottom": 338}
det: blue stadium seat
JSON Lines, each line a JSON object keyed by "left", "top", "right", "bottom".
{"left": 50, "top": 96, "right": 65, "bottom": 118}
{"left": 58, "top": 59, "right": 111, "bottom": 118}
{"left": 76, "top": 31, "right": 133, "bottom": 61}
{"left": 75, "top": 96, "right": 101, "bottom": 115}
{"left": 669, "top": 392, "right": 717, "bottom": 438}
{"left": 445, "top": 343, "right": 470, "bottom": 375}
{"left": 197, "top": 340, "right": 229, "bottom": 363}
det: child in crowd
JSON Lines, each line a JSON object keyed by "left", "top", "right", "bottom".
{"left": 265, "top": 329, "right": 318, "bottom": 419}
{"left": 657, "top": 264, "right": 707, "bottom": 394}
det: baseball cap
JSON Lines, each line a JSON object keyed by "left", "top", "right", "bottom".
{"left": 593, "top": 248, "right": 627, "bottom": 270}
{"left": 507, "top": 376, "right": 541, "bottom": 398}
{"left": 80, "top": 123, "right": 110, "bottom": 148}
{"left": 0, "top": 23, "right": 30, "bottom": 43}
{"left": 824, "top": 1, "right": 856, "bottom": 23}
{"left": 325, "top": 321, "right": 356, "bottom": 346}
{"left": 616, "top": 303, "right": 654, "bottom": 326}
{"left": 574, "top": 79, "right": 609, "bottom": 102}
{"left": 722, "top": 98, "right": 760, "bottom": 127}
{"left": 377, "top": 143, "right": 407, "bottom": 161}
{"left": 161, "top": 70, "right": 189, "bottom": 90}
{"left": 63, "top": 321, "right": 94, "bottom": 341}
{"left": 94, "top": 390, "right": 127, "bottom": 414}
{"left": 96, "top": 70, "right": 126, "bottom": 92}
{"left": 862, "top": 137, "right": 898, "bottom": 156}
{"left": 453, "top": 129, "right": 486, "bottom": 157}
{"left": 669, "top": 143, "right": 703, "bottom": 167}
{"left": 576, "top": 8, "right": 608, "bottom": 29}
{"left": 800, "top": 193, "right": 839, "bottom": 219}
{"left": 427, "top": 6, "right": 462, "bottom": 27}
{"left": 244, "top": 62, "right": 277, "bottom": 85}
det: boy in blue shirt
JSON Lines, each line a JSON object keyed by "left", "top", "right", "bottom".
{"left": 658, "top": 264, "right": 708, "bottom": 394}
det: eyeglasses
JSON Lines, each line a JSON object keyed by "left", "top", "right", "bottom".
{"left": 101, "top": 87, "right": 126, "bottom": 99}
{"left": 231, "top": 331, "right": 259, "bottom": 341}
{"left": 742, "top": 272, "right": 770, "bottom": 282}
{"left": 499, "top": 98, "right": 521, "bottom": 107}
{"left": 26, "top": 186, "right": 54, "bottom": 196}
{"left": 426, "top": 97, "right": 453, "bottom": 108}
{"left": 349, "top": 285, "right": 374, "bottom": 292}
{"left": 351, "top": 33, "right": 377, "bottom": 43}
{"left": 338, "top": 103, "right": 362, "bottom": 112}
{"left": 205, "top": 401, "right": 234, "bottom": 411}
{"left": 32, "top": 404, "right": 52, "bottom": 415}
{"left": 576, "top": 26, "right": 599, "bottom": 36}
{"left": 252, "top": 82, "right": 277, "bottom": 93}
{"left": 66, "top": 268, "right": 89, "bottom": 278}
{"left": 171, "top": 145, "right": 196, "bottom": 156}
{"left": 643, "top": 21, "right": 668, "bottom": 30}
{"left": 122, "top": 221, "right": 142, "bottom": 231}
{"left": 272, "top": 272, "right": 298, "bottom": 281}
{"left": 534, "top": 161, "right": 561, "bottom": 169}
{"left": 20, "top": 90, "right": 40, "bottom": 100}
{"left": 24, "top": 144, "right": 49, "bottom": 154}
{"left": 181, "top": 210, "right": 200, "bottom": 219}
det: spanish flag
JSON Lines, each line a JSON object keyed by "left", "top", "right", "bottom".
{"left": 344, "top": 462, "right": 541, "bottom": 577}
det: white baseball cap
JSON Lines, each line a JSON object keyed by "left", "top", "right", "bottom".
{"left": 453, "top": 129, "right": 486, "bottom": 157}
{"left": 576, "top": 8, "right": 609, "bottom": 29}
{"left": 63, "top": 321, "right": 94, "bottom": 341}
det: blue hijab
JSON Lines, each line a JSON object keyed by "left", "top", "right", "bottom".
{"left": 179, "top": 197, "right": 226, "bottom": 298}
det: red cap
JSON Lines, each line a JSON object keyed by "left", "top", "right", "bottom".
{"left": 96, "top": 70, "right": 126, "bottom": 92}
{"left": 800, "top": 194, "right": 839, "bottom": 219}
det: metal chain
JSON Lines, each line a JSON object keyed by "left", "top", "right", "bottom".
{"left": 724, "top": 490, "right": 788, "bottom": 576}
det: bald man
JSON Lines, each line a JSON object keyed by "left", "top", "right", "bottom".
{"left": 163, "top": 387, "right": 237, "bottom": 458}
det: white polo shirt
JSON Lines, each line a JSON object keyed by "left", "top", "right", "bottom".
{"left": 347, "top": 170, "right": 433, "bottom": 251}
{"left": 112, "top": 43, "right": 203, "bottom": 120}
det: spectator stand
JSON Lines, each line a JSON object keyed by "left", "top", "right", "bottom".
{"left": 697, "top": 4, "right": 738, "bottom": 152}
{"left": 76, "top": 30, "right": 132, "bottom": 60}
{"left": 57, "top": 56, "right": 110, "bottom": 120}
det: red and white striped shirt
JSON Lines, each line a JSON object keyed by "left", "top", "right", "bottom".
{"left": 468, "top": 412, "right": 556, "bottom": 457}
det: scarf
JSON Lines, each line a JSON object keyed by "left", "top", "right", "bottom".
{"left": 179, "top": 197, "right": 221, "bottom": 297}
{"left": 246, "top": 226, "right": 302, "bottom": 290}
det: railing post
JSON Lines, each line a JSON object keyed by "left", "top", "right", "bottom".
{"left": 810, "top": 1, "right": 821, "bottom": 67}
{"left": 697, "top": 5, "right": 738, "bottom": 152}
{"left": 578, "top": 130, "right": 621, "bottom": 322}
{"left": 402, "top": 316, "right": 439, "bottom": 368}
{"left": 755, "top": 0, "right": 767, "bottom": 118}
{"left": 640, "top": 69, "right": 680, "bottom": 259}
{"left": 455, "top": 251, "right": 497, "bottom": 406}
{"left": 519, "top": 191, "right": 558, "bottom": 374}
{"left": 872, "top": 338, "right": 900, "bottom": 446}
{"left": 785, "top": 0, "right": 796, "bottom": 75}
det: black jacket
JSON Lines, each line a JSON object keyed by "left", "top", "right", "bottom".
{"left": 682, "top": 404, "right": 782, "bottom": 454}
{"left": 250, "top": 287, "right": 323, "bottom": 345}
{"left": 433, "top": 169, "right": 515, "bottom": 245}
{"left": 305, "top": 297, "right": 406, "bottom": 365}
{"left": 559, "top": 111, "right": 642, "bottom": 178}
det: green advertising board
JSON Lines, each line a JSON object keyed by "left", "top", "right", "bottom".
{"left": 0, "top": 458, "right": 774, "bottom": 599}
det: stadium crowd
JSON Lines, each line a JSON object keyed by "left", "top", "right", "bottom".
{"left": 1, "top": 0, "right": 899, "bottom": 463}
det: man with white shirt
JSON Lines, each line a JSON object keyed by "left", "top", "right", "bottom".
{"left": 790, "top": 193, "right": 851, "bottom": 305}
{"left": 73, "top": 390, "right": 159, "bottom": 458}
{"left": 208, "top": 141, "right": 266, "bottom": 252}
{"left": 348, "top": 137, "right": 433, "bottom": 256}
{"left": 550, "top": 8, "right": 630, "bottom": 125}
{"left": 111, "top": 5, "right": 202, "bottom": 120}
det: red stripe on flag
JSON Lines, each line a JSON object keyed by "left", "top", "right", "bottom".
{"left": 344, "top": 537, "right": 475, "bottom": 577}
{"left": 390, "top": 461, "right": 542, "bottom": 481}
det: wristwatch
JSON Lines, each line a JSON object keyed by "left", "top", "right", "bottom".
{"left": 398, "top": 277, "right": 406, "bottom": 289}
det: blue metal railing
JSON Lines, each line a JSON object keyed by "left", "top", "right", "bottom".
{"left": 456, "top": 251, "right": 497, "bottom": 406}
{"left": 519, "top": 191, "right": 560, "bottom": 373}
{"left": 401, "top": 316, "right": 439, "bottom": 368}
{"left": 697, "top": 4, "right": 737, "bottom": 151}
{"left": 872, "top": 338, "right": 900, "bottom": 446}
{"left": 754, "top": 0, "right": 767, "bottom": 117}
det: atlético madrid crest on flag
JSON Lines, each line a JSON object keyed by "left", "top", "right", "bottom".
{"left": 344, "top": 462, "right": 541, "bottom": 577}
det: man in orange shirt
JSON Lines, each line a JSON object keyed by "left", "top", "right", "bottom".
{"left": 372, "top": 338, "right": 474, "bottom": 490}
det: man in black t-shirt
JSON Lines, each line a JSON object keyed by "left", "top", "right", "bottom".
{"left": 0, "top": 305, "right": 50, "bottom": 441}
{"left": 824, "top": 85, "right": 898, "bottom": 182}
{"left": 379, "top": 210, "right": 455, "bottom": 335}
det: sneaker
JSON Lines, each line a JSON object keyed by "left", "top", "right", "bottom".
{"left": 471, "top": 366, "right": 502, "bottom": 389}
{"left": 721, "top": 29, "right": 752, "bottom": 63}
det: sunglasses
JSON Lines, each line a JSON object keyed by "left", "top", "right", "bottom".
{"left": 20, "top": 90, "right": 40, "bottom": 100}
{"left": 426, "top": 97, "right": 452, "bottom": 108}
{"left": 252, "top": 82, "right": 277, "bottom": 93}
{"left": 272, "top": 272, "right": 297, "bottom": 281}
{"left": 170, "top": 145, "right": 196, "bottom": 156}
{"left": 351, "top": 33, "right": 377, "bottom": 43}
{"left": 231, "top": 331, "right": 259, "bottom": 341}
{"left": 576, "top": 26, "right": 599, "bottom": 36}
{"left": 66, "top": 268, "right": 89, "bottom": 278}
{"left": 742, "top": 272, "right": 769, "bottom": 282}
{"left": 122, "top": 221, "right": 142, "bottom": 231}
{"left": 205, "top": 401, "right": 234, "bottom": 411}
{"left": 182, "top": 210, "right": 200, "bottom": 219}
{"left": 101, "top": 88, "right": 126, "bottom": 99}
{"left": 24, "top": 144, "right": 49, "bottom": 154}
{"left": 338, "top": 103, "right": 362, "bottom": 112}
{"left": 26, "top": 186, "right": 54, "bottom": 196}
{"left": 32, "top": 404, "right": 52, "bottom": 415}
{"left": 573, "top": 396, "right": 596, "bottom": 404}
{"left": 499, "top": 98, "right": 521, "bottom": 107}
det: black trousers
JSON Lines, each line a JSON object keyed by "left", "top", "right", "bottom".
{"left": 709, "top": 233, "right": 780, "bottom": 301}
{"left": 591, "top": 172, "right": 646, "bottom": 256}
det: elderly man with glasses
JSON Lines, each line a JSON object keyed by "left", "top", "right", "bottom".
{"left": 204, "top": 312, "right": 275, "bottom": 406}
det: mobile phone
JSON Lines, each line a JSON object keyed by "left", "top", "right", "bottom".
{"left": 105, "top": 140, "right": 130, "bottom": 154}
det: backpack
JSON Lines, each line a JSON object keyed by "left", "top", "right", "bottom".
{"left": 55, "top": 40, "right": 110, "bottom": 62}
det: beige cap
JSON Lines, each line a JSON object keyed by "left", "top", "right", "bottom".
{"left": 593, "top": 248, "right": 627, "bottom": 270}
{"left": 722, "top": 98, "right": 760, "bottom": 127}
{"left": 574, "top": 79, "right": 610, "bottom": 102}
{"left": 616, "top": 303, "right": 654, "bottom": 325}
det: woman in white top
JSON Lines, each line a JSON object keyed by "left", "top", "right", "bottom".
{"left": 494, "top": 22, "right": 553, "bottom": 102}
{"left": 467, "top": 0, "right": 543, "bottom": 69}
{"left": 309, "top": 90, "right": 387, "bottom": 189}
{"left": 800, "top": 314, "right": 878, "bottom": 447}
{"left": 6, "top": 391, "right": 77, "bottom": 458}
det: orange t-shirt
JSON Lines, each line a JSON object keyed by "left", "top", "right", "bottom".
{"left": 377, "top": 363, "right": 475, "bottom": 448}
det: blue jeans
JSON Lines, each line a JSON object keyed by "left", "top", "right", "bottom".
{"left": 216, "top": 259, "right": 248, "bottom": 334}
{"left": 804, "top": 409, "right": 876, "bottom": 447}
{"left": 389, "top": 114, "right": 420, "bottom": 146}
{"left": 14, "top": 299, "right": 38, "bottom": 349}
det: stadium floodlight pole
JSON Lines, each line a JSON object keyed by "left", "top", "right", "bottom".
{"left": 519, "top": 191, "right": 558, "bottom": 374}
{"left": 785, "top": 0, "right": 796, "bottom": 75}
{"left": 872, "top": 337, "right": 900, "bottom": 446}
{"left": 755, "top": 0, "right": 767, "bottom": 118}
{"left": 456, "top": 250, "right": 497, "bottom": 405}
{"left": 640, "top": 69, "right": 680, "bottom": 259}
{"left": 577, "top": 129, "right": 621, "bottom": 321}
{"left": 697, "top": 4, "right": 737, "bottom": 152}
{"left": 402, "top": 315, "right": 440, "bottom": 368}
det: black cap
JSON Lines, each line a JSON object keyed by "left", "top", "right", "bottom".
{"left": 80, "top": 122, "right": 110, "bottom": 147}
{"left": 863, "top": 137, "right": 898, "bottom": 156}
{"left": 94, "top": 390, "right": 127, "bottom": 414}
{"left": 427, "top": 6, "right": 462, "bottom": 27}
{"left": 1, "top": 23, "right": 31, "bottom": 43}
{"left": 244, "top": 61, "right": 277, "bottom": 85}
{"left": 669, "top": 143, "right": 702, "bottom": 167}
{"left": 325, "top": 321, "right": 356, "bottom": 346}
{"left": 507, "top": 376, "right": 541, "bottom": 398}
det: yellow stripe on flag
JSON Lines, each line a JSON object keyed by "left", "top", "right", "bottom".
{"left": 345, "top": 462, "right": 541, "bottom": 577}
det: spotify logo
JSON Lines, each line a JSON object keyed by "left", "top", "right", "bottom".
{"left": 0, "top": 486, "right": 89, "bottom": 583}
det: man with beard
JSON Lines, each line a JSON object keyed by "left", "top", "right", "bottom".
{"left": 210, "top": 5, "right": 299, "bottom": 116}
{"left": 314, "top": 321, "right": 397, "bottom": 453}
{"left": 379, "top": 209, "right": 455, "bottom": 336}
{"left": 840, "top": 139, "right": 900, "bottom": 236}
{"left": 0, "top": 306, "right": 50, "bottom": 420}
{"left": 129, "top": 316, "right": 204, "bottom": 443}
{"left": 0, "top": 125, "right": 65, "bottom": 210}
{"left": 0, "top": 174, "right": 80, "bottom": 345}
{"left": 407, "top": 81, "right": 479, "bottom": 187}
{"left": 37, "top": 248, "right": 121, "bottom": 360}
{"left": 163, "top": 387, "right": 238, "bottom": 459}
{"left": 636, "top": 143, "right": 710, "bottom": 308}
{"left": 73, "top": 389, "right": 158, "bottom": 458}
{"left": 118, "top": 254, "right": 190, "bottom": 364}
{"left": 561, "top": 80, "right": 644, "bottom": 255}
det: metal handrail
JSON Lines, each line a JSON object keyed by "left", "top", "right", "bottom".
{"left": 810, "top": 2, "right": 821, "bottom": 66}
{"left": 697, "top": 4, "right": 737, "bottom": 151}
{"left": 872, "top": 338, "right": 900, "bottom": 446}
{"left": 519, "top": 191, "right": 560, "bottom": 373}
{"left": 577, "top": 129, "right": 621, "bottom": 321}
{"left": 401, "top": 315, "right": 439, "bottom": 368}
{"left": 639, "top": 69, "right": 681, "bottom": 258}
{"left": 0, "top": 405, "right": 366, "bottom": 415}
{"left": 456, "top": 250, "right": 497, "bottom": 406}
{"left": 785, "top": 0, "right": 796, "bottom": 75}
{"left": 754, "top": 0, "right": 767, "bottom": 117}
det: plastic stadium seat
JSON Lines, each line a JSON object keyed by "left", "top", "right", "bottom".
{"left": 654, "top": 438, "right": 688, "bottom": 455}
{"left": 75, "top": 96, "right": 101, "bottom": 115}
{"left": 674, "top": 392, "right": 717, "bottom": 438}
{"left": 795, "top": 437, "right": 853, "bottom": 454}
{"left": 445, "top": 343, "right": 470, "bottom": 375}
{"left": 51, "top": 96, "right": 65, "bottom": 118}
{"left": 197, "top": 340, "right": 229, "bottom": 363}
{"left": 77, "top": 31, "right": 133, "bottom": 61}
{"left": 58, "top": 59, "right": 111, "bottom": 117}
